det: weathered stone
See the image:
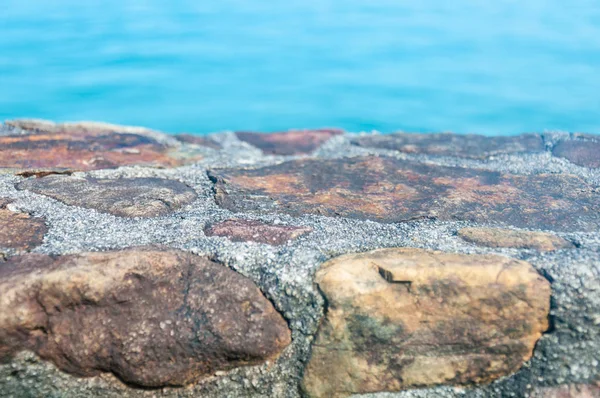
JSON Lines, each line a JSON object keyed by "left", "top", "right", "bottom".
{"left": 17, "top": 175, "right": 197, "bottom": 217}
{"left": 174, "top": 133, "right": 222, "bottom": 150}
{"left": 552, "top": 140, "right": 600, "bottom": 168}
{"left": 458, "top": 227, "right": 574, "bottom": 251}
{"left": 0, "top": 248, "right": 291, "bottom": 387}
{"left": 0, "top": 119, "right": 203, "bottom": 171}
{"left": 530, "top": 384, "right": 600, "bottom": 397}
{"left": 235, "top": 129, "right": 343, "bottom": 155}
{"left": 352, "top": 132, "right": 545, "bottom": 159}
{"left": 208, "top": 156, "right": 600, "bottom": 232}
{"left": 302, "top": 248, "right": 551, "bottom": 398}
{"left": 0, "top": 200, "right": 47, "bottom": 251}
{"left": 205, "top": 219, "right": 312, "bottom": 245}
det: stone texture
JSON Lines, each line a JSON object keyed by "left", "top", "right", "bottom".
{"left": 530, "top": 384, "right": 600, "bottom": 397}
{"left": 235, "top": 128, "right": 343, "bottom": 155}
{"left": 0, "top": 199, "right": 47, "bottom": 251}
{"left": 351, "top": 132, "right": 545, "bottom": 159}
{"left": 18, "top": 175, "right": 197, "bottom": 217}
{"left": 301, "top": 248, "right": 551, "bottom": 398}
{"left": 208, "top": 156, "right": 600, "bottom": 232}
{"left": 174, "top": 133, "right": 222, "bottom": 150}
{"left": 458, "top": 227, "right": 574, "bottom": 251}
{"left": 0, "top": 248, "right": 291, "bottom": 387}
{"left": 205, "top": 219, "right": 312, "bottom": 245}
{"left": 552, "top": 140, "right": 600, "bottom": 168}
{"left": 0, "top": 119, "right": 203, "bottom": 171}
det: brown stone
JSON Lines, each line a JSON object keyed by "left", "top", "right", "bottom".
{"left": 17, "top": 175, "right": 197, "bottom": 217}
{"left": 552, "top": 140, "right": 600, "bottom": 168}
{"left": 0, "top": 119, "right": 203, "bottom": 171}
{"left": 302, "top": 248, "right": 551, "bottom": 398}
{"left": 174, "top": 133, "right": 222, "bottom": 150}
{"left": 0, "top": 200, "right": 47, "bottom": 251}
{"left": 205, "top": 219, "right": 312, "bottom": 245}
{"left": 530, "top": 384, "right": 600, "bottom": 398}
{"left": 458, "top": 227, "right": 574, "bottom": 251}
{"left": 0, "top": 248, "right": 291, "bottom": 387}
{"left": 235, "top": 128, "right": 344, "bottom": 155}
{"left": 351, "top": 132, "right": 545, "bottom": 159}
{"left": 208, "top": 156, "right": 600, "bottom": 232}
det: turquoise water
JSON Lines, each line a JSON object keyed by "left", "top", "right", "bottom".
{"left": 1, "top": 1, "right": 599, "bottom": 135}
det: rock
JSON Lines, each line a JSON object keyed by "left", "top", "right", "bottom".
{"left": 0, "top": 119, "right": 203, "bottom": 171}
{"left": 174, "top": 133, "right": 222, "bottom": 150}
{"left": 458, "top": 227, "right": 574, "bottom": 251}
{"left": 235, "top": 129, "right": 343, "bottom": 155}
{"left": 208, "top": 156, "right": 600, "bottom": 232}
{"left": 17, "top": 175, "right": 197, "bottom": 217}
{"left": 552, "top": 140, "right": 600, "bottom": 168}
{"left": 301, "top": 248, "right": 551, "bottom": 398}
{"left": 530, "top": 384, "right": 600, "bottom": 397}
{"left": 0, "top": 200, "right": 47, "bottom": 251}
{"left": 0, "top": 248, "right": 291, "bottom": 387}
{"left": 205, "top": 219, "right": 312, "bottom": 245}
{"left": 351, "top": 132, "right": 545, "bottom": 159}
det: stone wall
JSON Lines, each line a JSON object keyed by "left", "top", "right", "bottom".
{"left": 0, "top": 120, "right": 599, "bottom": 398}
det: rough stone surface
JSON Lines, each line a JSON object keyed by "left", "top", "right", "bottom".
{"left": 235, "top": 129, "right": 344, "bottom": 155}
{"left": 205, "top": 219, "right": 312, "bottom": 245}
{"left": 209, "top": 156, "right": 600, "bottom": 232}
{"left": 458, "top": 227, "right": 574, "bottom": 251}
{"left": 175, "top": 133, "right": 222, "bottom": 150}
{"left": 552, "top": 140, "right": 600, "bottom": 168}
{"left": 302, "top": 248, "right": 551, "bottom": 398}
{"left": 18, "top": 175, "right": 198, "bottom": 217}
{"left": 351, "top": 132, "right": 545, "bottom": 159}
{"left": 0, "top": 119, "right": 203, "bottom": 171}
{"left": 0, "top": 248, "right": 291, "bottom": 387}
{"left": 0, "top": 199, "right": 47, "bottom": 251}
{"left": 530, "top": 383, "right": 600, "bottom": 397}
{"left": 0, "top": 123, "right": 599, "bottom": 398}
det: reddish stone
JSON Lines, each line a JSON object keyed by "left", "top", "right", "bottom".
{"left": 235, "top": 128, "right": 344, "bottom": 155}
{"left": 17, "top": 175, "right": 198, "bottom": 218}
{"left": 0, "top": 248, "right": 291, "bottom": 387}
{"left": 0, "top": 200, "right": 47, "bottom": 251}
{"left": 0, "top": 119, "right": 203, "bottom": 171}
{"left": 552, "top": 140, "right": 600, "bottom": 168}
{"left": 530, "top": 384, "right": 600, "bottom": 398}
{"left": 174, "top": 134, "right": 222, "bottom": 150}
{"left": 352, "top": 132, "right": 545, "bottom": 159}
{"left": 205, "top": 219, "right": 312, "bottom": 245}
{"left": 208, "top": 156, "right": 600, "bottom": 232}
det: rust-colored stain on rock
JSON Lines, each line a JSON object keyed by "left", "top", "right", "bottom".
{"left": 0, "top": 200, "right": 47, "bottom": 251}
{"left": 552, "top": 140, "right": 600, "bottom": 168}
{"left": 0, "top": 119, "right": 203, "bottom": 171}
{"left": 18, "top": 175, "right": 198, "bottom": 217}
{"left": 530, "top": 384, "right": 600, "bottom": 398}
{"left": 205, "top": 219, "right": 312, "bottom": 245}
{"left": 302, "top": 248, "right": 551, "bottom": 398}
{"left": 0, "top": 248, "right": 291, "bottom": 387}
{"left": 352, "top": 132, "right": 545, "bottom": 159}
{"left": 208, "top": 156, "right": 600, "bottom": 232}
{"left": 235, "top": 128, "right": 344, "bottom": 155}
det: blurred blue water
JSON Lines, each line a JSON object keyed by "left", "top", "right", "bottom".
{"left": 1, "top": 1, "right": 599, "bottom": 135}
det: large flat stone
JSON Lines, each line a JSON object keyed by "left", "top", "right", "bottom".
{"left": 0, "top": 200, "right": 47, "bottom": 251}
{"left": 235, "top": 129, "right": 343, "bottom": 155}
{"left": 0, "top": 119, "right": 203, "bottom": 171}
{"left": 18, "top": 175, "right": 197, "bottom": 217}
{"left": 0, "top": 248, "right": 291, "bottom": 387}
{"left": 351, "top": 132, "right": 545, "bottom": 159}
{"left": 458, "top": 227, "right": 574, "bottom": 251}
{"left": 302, "top": 248, "right": 551, "bottom": 398}
{"left": 552, "top": 140, "right": 600, "bottom": 168}
{"left": 208, "top": 156, "right": 600, "bottom": 232}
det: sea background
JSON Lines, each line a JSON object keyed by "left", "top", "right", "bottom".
{"left": 1, "top": 1, "right": 599, "bottom": 135}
